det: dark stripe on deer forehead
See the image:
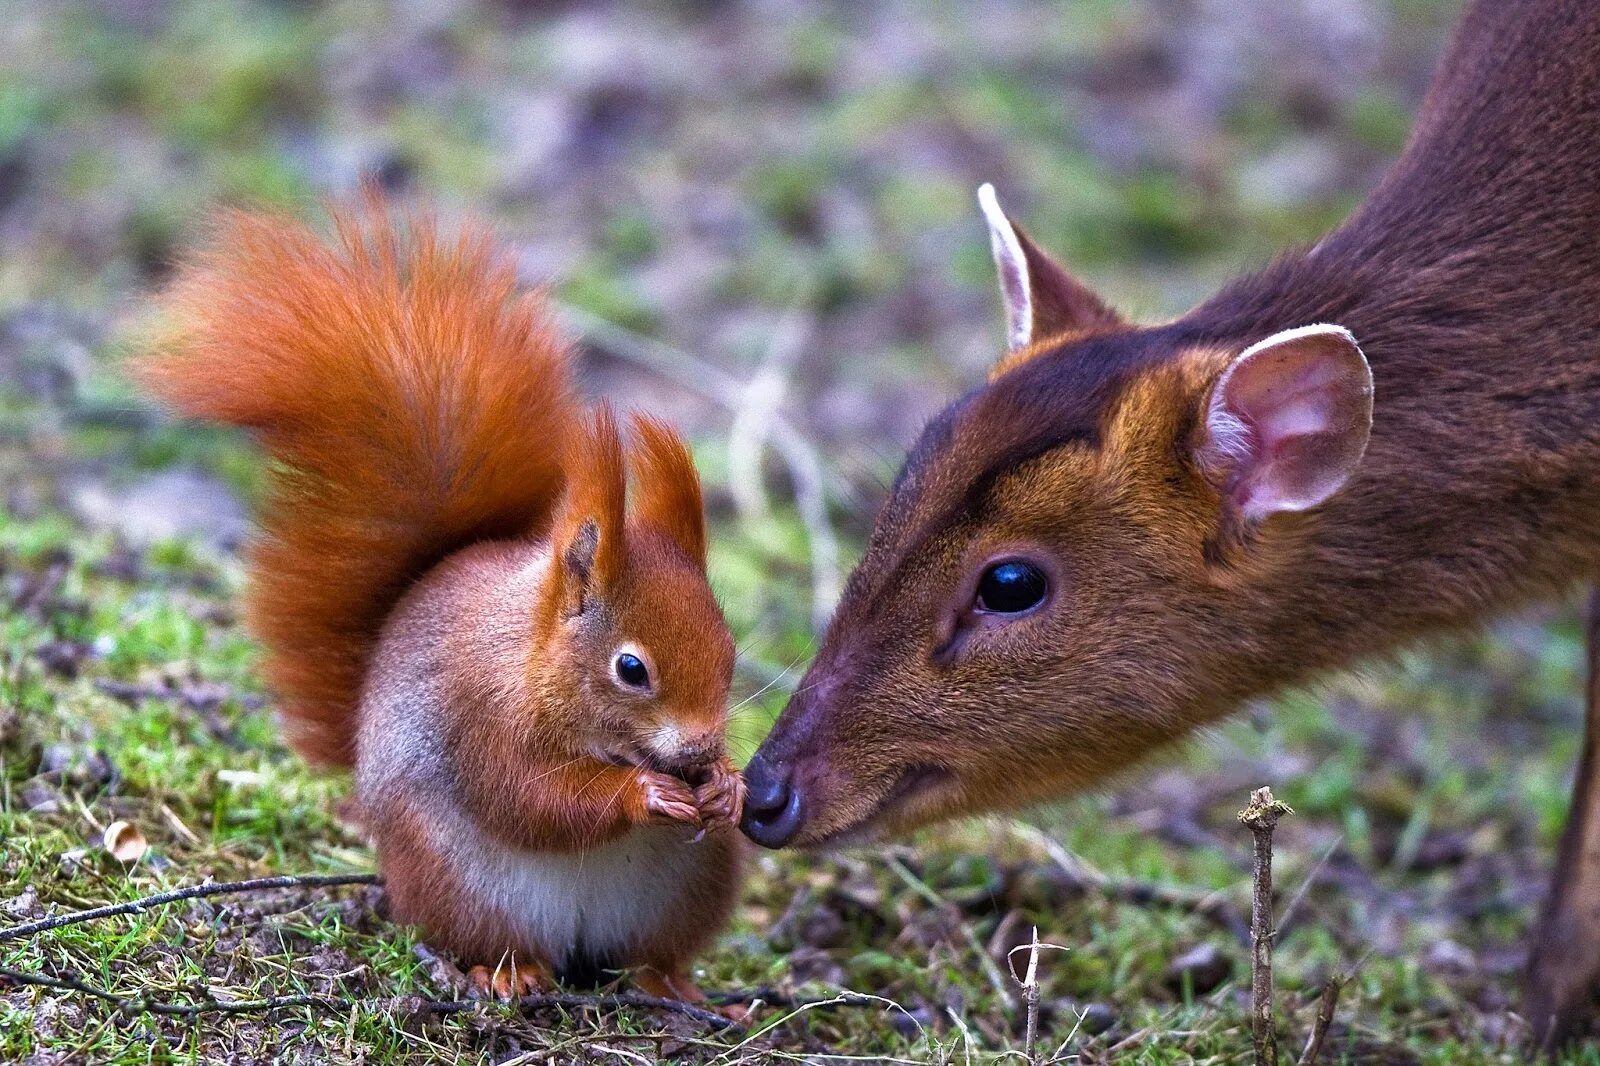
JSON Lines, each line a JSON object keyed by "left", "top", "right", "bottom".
{"left": 887, "top": 328, "right": 1181, "bottom": 549}
{"left": 829, "top": 326, "right": 1193, "bottom": 635}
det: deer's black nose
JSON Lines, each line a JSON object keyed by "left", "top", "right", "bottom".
{"left": 740, "top": 752, "right": 804, "bottom": 848}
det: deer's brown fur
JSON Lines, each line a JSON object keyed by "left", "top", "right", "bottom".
{"left": 747, "top": 0, "right": 1600, "bottom": 1046}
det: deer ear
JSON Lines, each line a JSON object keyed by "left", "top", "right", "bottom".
{"left": 978, "top": 183, "right": 1122, "bottom": 353}
{"left": 1197, "top": 324, "right": 1373, "bottom": 524}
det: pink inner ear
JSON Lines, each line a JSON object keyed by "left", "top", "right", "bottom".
{"left": 1203, "top": 325, "right": 1373, "bottom": 522}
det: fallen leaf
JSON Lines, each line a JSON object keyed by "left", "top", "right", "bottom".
{"left": 103, "top": 820, "right": 147, "bottom": 863}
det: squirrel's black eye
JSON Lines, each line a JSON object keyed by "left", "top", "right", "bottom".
{"left": 614, "top": 652, "right": 650, "bottom": 688}
{"left": 975, "top": 561, "right": 1048, "bottom": 614}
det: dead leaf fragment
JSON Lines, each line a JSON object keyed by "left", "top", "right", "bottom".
{"left": 102, "top": 819, "right": 147, "bottom": 863}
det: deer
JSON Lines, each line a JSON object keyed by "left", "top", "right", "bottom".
{"left": 739, "top": 0, "right": 1600, "bottom": 1047}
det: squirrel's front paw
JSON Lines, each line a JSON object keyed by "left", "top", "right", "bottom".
{"left": 638, "top": 770, "right": 700, "bottom": 826}
{"left": 694, "top": 758, "right": 746, "bottom": 828}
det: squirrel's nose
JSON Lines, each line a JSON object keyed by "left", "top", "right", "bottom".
{"left": 740, "top": 752, "right": 804, "bottom": 848}
{"left": 648, "top": 726, "right": 723, "bottom": 779}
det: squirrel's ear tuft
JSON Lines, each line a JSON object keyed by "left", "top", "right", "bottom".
{"left": 547, "top": 406, "right": 627, "bottom": 617}
{"left": 627, "top": 414, "right": 706, "bottom": 568}
{"left": 978, "top": 183, "right": 1123, "bottom": 375}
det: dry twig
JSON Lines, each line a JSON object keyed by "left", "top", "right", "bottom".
{"left": 0, "top": 964, "right": 741, "bottom": 1030}
{"left": 1019, "top": 927, "right": 1042, "bottom": 1065}
{"left": 1295, "top": 971, "right": 1348, "bottom": 1066}
{"left": 0, "top": 872, "right": 379, "bottom": 944}
{"left": 1238, "top": 786, "right": 1293, "bottom": 1066}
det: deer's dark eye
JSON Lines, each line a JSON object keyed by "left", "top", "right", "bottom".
{"left": 614, "top": 652, "right": 650, "bottom": 688}
{"left": 975, "top": 561, "right": 1048, "bottom": 614}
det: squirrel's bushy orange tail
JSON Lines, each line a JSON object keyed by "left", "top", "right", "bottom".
{"left": 137, "top": 199, "right": 576, "bottom": 766}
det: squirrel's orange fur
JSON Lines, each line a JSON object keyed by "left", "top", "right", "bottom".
{"left": 137, "top": 198, "right": 744, "bottom": 1004}
{"left": 138, "top": 202, "right": 578, "bottom": 766}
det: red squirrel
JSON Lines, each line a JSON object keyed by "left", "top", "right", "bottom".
{"left": 743, "top": 0, "right": 1600, "bottom": 1047}
{"left": 137, "top": 200, "right": 746, "bottom": 1004}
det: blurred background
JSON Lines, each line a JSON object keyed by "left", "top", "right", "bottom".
{"left": 1, "top": 0, "right": 1470, "bottom": 744}
{"left": 2, "top": 1, "right": 1583, "bottom": 1061}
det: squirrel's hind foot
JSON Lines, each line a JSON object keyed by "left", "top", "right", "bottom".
{"left": 634, "top": 966, "right": 747, "bottom": 1021}
{"left": 467, "top": 958, "right": 551, "bottom": 1001}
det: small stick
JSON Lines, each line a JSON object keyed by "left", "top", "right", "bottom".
{"left": 1238, "top": 786, "right": 1292, "bottom": 1066}
{"left": 707, "top": 987, "right": 913, "bottom": 1011}
{"left": 0, "top": 964, "right": 350, "bottom": 1017}
{"left": 466, "top": 989, "right": 742, "bottom": 1033}
{"left": 0, "top": 872, "right": 379, "bottom": 944}
{"left": 1296, "top": 972, "right": 1348, "bottom": 1066}
{"left": 0, "top": 964, "right": 741, "bottom": 1031}
{"left": 1020, "top": 926, "right": 1042, "bottom": 1066}
{"left": 1004, "top": 931, "right": 1074, "bottom": 1066}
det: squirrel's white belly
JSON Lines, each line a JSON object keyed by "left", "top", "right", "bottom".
{"left": 436, "top": 807, "right": 701, "bottom": 969}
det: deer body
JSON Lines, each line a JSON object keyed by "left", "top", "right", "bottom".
{"left": 1196, "top": 0, "right": 1600, "bottom": 654}
{"left": 743, "top": 0, "right": 1600, "bottom": 1046}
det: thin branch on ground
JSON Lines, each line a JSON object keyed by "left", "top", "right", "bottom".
{"left": 707, "top": 989, "right": 923, "bottom": 1065}
{"left": 1019, "top": 927, "right": 1042, "bottom": 1065}
{"left": 0, "top": 963, "right": 742, "bottom": 1031}
{"left": 0, "top": 872, "right": 379, "bottom": 944}
{"left": 373, "top": 989, "right": 743, "bottom": 1032}
{"left": 1295, "top": 971, "right": 1349, "bottom": 1066}
{"left": 1004, "top": 820, "right": 1251, "bottom": 942}
{"left": 707, "top": 987, "right": 913, "bottom": 1012}
{"left": 1238, "top": 786, "right": 1293, "bottom": 1066}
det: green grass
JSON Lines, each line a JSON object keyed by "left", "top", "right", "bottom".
{"left": 0, "top": 493, "right": 1588, "bottom": 1063}
{"left": 2, "top": 0, "right": 1589, "bottom": 1060}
